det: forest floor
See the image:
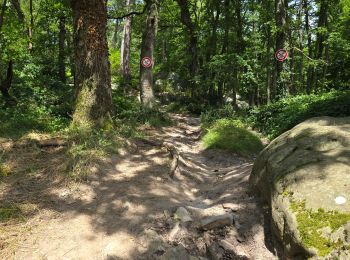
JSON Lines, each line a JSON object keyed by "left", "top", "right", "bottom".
{"left": 0, "top": 114, "right": 277, "bottom": 260}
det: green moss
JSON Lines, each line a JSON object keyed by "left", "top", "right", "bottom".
{"left": 202, "top": 119, "right": 264, "bottom": 156}
{"left": 290, "top": 200, "right": 350, "bottom": 256}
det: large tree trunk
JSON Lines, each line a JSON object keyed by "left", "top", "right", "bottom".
{"left": 271, "top": 0, "right": 287, "bottom": 100}
{"left": 139, "top": 0, "right": 158, "bottom": 108}
{"left": 175, "top": 0, "right": 199, "bottom": 98}
{"left": 58, "top": 15, "right": 66, "bottom": 83}
{"left": 120, "top": 0, "right": 133, "bottom": 90}
{"left": 71, "top": 0, "right": 113, "bottom": 128}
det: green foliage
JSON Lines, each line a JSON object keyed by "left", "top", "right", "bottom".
{"left": 0, "top": 84, "right": 71, "bottom": 139}
{"left": 113, "top": 92, "right": 172, "bottom": 128}
{"left": 202, "top": 119, "right": 263, "bottom": 157}
{"left": 290, "top": 200, "right": 350, "bottom": 256}
{"left": 200, "top": 104, "right": 238, "bottom": 128}
{"left": 248, "top": 91, "right": 350, "bottom": 139}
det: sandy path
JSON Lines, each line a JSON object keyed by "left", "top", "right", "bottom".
{"left": 4, "top": 114, "right": 276, "bottom": 260}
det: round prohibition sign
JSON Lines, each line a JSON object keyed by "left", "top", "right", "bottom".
{"left": 275, "top": 49, "right": 289, "bottom": 61}
{"left": 141, "top": 56, "right": 153, "bottom": 68}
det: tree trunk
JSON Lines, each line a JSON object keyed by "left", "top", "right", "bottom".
{"left": 140, "top": 0, "right": 158, "bottom": 108}
{"left": 315, "top": 0, "right": 328, "bottom": 89}
{"left": 272, "top": 0, "right": 287, "bottom": 100}
{"left": 121, "top": 0, "right": 133, "bottom": 89}
{"left": 233, "top": 0, "right": 244, "bottom": 106}
{"left": 304, "top": 0, "right": 313, "bottom": 94}
{"left": 175, "top": 0, "right": 198, "bottom": 98}
{"left": 266, "top": 26, "right": 273, "bottom": 104}
{"left": 0, "top": 60, "right": 16, "bottom": 104}
{"left": 10, "top": 0, "right": 24, "bottom": 23}
{"left": 58, "top": 15, "right": 66, "bottom": 83}
{"left": 71, "top": 0, "right": 113, "bottom": 128}
{"left": 28, "top": 0, "right": 33, "bottom": 51}
{"left": 0, "top": 0, "right": 7, "bottom": 32}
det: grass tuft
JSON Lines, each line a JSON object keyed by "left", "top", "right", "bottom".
{"left": 202, "top": 119, "right": 264, "bottom": 156}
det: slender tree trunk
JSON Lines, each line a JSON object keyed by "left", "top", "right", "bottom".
{"left": 304, "top": 0, "right": 313, "bottom": 94}
{"left": 175, "top": 0, "right": 199, "bottom": 98}
{"left": 28, "top": 0, "right": 33, "bottom": 51}
{"left": 10, "top": 0, "right": 24, "bottom": 23}
{"left": 121, "top": 0, "right": 133, "bottom": 89}
{"left": 111, "top": 20, "right": 120, "bottom": 49}
{"left": 206, "top": 0, "right": 220, "bottom": 103}
{"left": 233, "top": 0, "right": 244, "bottom": 105}
{"left": 297, "top": 2, "right": 304, "bottom": 93}
{"left": 0, "top": 0, "right": 7, "bottom": 32}
{"left": 0, "top": 60, "right": 16, "bottom": 104}
{"left": 58, "top": 15, "right": 66, "bottom": 83}
{"left": 272, "top": 0, "right": 287, "bottom": 100}
{"left": 71, "top": 0, "right": 113, "bottom": 128}
{"left": 315, "top": 0, "right": 328, "bottom": 89}
{"left": 266, "top": 27, "right": 273, "bottom": 104}
{"left": 140, "top": 0, "right": 158, "bottom": 108}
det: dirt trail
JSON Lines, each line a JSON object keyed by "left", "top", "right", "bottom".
{"left": 3, "top": 114, "right": 276, "bottom": 260}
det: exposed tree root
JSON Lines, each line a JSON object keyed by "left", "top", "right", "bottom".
{"left": 163, "top": 142, "right": 180, "bottom": 178}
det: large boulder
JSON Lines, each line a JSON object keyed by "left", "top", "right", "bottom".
{"left": 249, "top": 117, "right": 350, "bottom": 259}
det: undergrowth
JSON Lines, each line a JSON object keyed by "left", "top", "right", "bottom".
{"left": 202, "top": 119, "right": 263, "bottom": 156}
{"left": 248, "top": 90, "right": 350, "bottom": 139}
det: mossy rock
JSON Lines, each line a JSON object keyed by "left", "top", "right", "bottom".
{"left": 249, "top": 117, "right": 350, "bottom": 259}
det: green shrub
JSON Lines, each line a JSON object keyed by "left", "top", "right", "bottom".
{"left": 202, "top": 119, "right": 263, "bottom": 156}
{"left": 113, "top": 92, "right": 172, "bottom": 128}
{"left": 200, "top": 104, "right": 238, "bottom": 128}
{"left": 248, "top": 91, "right": 350, "bottom": 139}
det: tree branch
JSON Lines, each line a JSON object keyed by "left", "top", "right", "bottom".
{"left": 108, "top": 2, "right": 149, "bottom": 20}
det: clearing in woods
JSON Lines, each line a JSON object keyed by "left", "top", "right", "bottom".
{"left": 0, "top": 114, "right": 276, "bottom": 259}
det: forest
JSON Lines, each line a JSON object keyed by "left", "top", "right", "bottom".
{"left": 0, "top": 0, "right": 350, "bottom": 259}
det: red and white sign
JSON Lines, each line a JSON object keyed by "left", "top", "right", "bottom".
{"left": 275, "top": 49, "right": 289, "bottom": 61}
{"left": 141, "top": 57, "right": 153, "bottom": 68}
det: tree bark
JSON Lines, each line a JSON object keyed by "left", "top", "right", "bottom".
{"left": 120, "top": 0, "right": 133, "bottom": 89}
{"left": 58, "top": 15, "right": 66, "bottom": 83}
{"left": 139, "top": 0, "right": 158, "bottom": 108}
{"left": 272, "top": 0, "right": 287, "bottom": 100}
{"left": 71, "top": 0, "right": 113, "bottom": 128}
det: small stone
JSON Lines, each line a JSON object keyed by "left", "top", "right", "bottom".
{"left": 161, "top": 244, "right": 190, "bottom": 260}
{"left": 175, "top": 207, "right": 193, "bottom": 223}
{"left": 168, "top": 222, "right": 181, "bottom": 241}
{"left": 206, "top": 243, "right": 224, "bottom": 260}
{"left": 200, "top": 214, "right": 233, "bottom": 230}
